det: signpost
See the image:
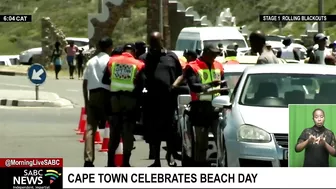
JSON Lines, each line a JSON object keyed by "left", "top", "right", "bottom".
{"left": 27, "top": 64, "right": 47, "bottom": 100}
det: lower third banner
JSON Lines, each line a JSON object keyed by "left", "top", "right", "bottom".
{"left": 0, "top": 158, "right": 63, "bottom": 189}
{"left": 63, "top": 167, "right": 335, "bottom": 188}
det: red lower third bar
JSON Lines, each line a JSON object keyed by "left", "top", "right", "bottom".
{"left": 0, "top": 158, "right": 63, "bottom": 168}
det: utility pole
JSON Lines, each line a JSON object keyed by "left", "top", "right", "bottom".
{"left": 98, "top": 0, "right": 102, "bottom": 13}
{"left": 159, "top": 0, "right": 163, "bottom": 34}
{"left": 163, "top": 0, "right": 171, "bottom": 49}
{"left": 318, "top": 0, "right": 324, "bottom": 33}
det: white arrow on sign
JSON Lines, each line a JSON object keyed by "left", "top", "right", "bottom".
{"left": 31, "top": 69, "right": 44, "bottom": 80}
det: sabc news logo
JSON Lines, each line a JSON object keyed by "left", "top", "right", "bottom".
{"left": 13, "top": 169, "right": 62, "bottom": 185}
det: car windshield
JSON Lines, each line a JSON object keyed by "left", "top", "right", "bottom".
{"left": 239, "top": 73, "right": 336, "bottom": 107}
{"left": 203, "top": 39, "right": 247, "bottom": 49}
{"left": 226, "top": 72, "right": 242, "bottom": 94}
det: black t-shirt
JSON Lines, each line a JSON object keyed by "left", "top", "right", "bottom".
{"left": 140, "top": 50, "right": 182, "bottom": 96}
{"left": 76, "top": 54, "right": 85, "bottom": 65}
{"left": 297, "top": 126, "right": 336, "bottom": 167}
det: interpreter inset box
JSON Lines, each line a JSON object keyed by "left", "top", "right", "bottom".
{"left": 289, "top": 104, "right": 336, "bottom": 167}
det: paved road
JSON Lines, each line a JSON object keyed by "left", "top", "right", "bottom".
{"left": 0, "top": 75, "right": 178, "bottom": 167}
{"left": 0, "top": 75, "right": 84, "bottom": 107}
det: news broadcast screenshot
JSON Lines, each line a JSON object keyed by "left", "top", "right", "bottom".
{"left": 1, "top": 0, "right": 336, "bottom": 188}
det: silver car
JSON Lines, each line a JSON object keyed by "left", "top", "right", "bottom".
{"left": 212, "top": 64, "right": 336, "bottom": 167}
{"left": 178, "top": 64, "right": 251, "bottom": 166}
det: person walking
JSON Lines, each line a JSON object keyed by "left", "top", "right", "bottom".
{"left": 276, "top": 37, "right": 300, "bottom": 61}
{"left": 76, "top": 48, "right": 85, "bottom": 79}
{"left": 184, "top": 44, "right": 229, "bottom": 167}
{"left": 65, "top": 41, "right": 78, "bottom": 79}
{"left": 102, "top": 43, "right": 145, "bottom": 167}
{"left": 224, "top": 45, "right": 239, "bottom": 64}
{"left": 82, "top": 37, "right": 113, "bottom": 167}
{"left": 247, "top": 31, "right": 279, "bottom": 64}
{"left": 51, "top": 41, "right": 63, "bottom": 80}
{"left": 140, "top": 31, "right": 183, "bottom": 167}
{"left": 308, "top": 33, "right": 331, "bottom": 64}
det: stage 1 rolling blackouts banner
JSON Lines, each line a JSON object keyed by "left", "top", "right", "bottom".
{"left": 259, "top": 15, "right": 336, "bottom": 22}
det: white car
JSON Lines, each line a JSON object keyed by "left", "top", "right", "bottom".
{"left": 0, "top": 56, "right": 13, "bottom": 66}
{"left": 178, "top": 64, "right": 251, "bottom": 166}
{"left": 19, "top": 37, "right": 89, "bottom": 65}
{"left": 212, "top": 64, "right": 336, "bottom": 167}
{"left": 0, "top": 55, "right": 20, "bottom": 65}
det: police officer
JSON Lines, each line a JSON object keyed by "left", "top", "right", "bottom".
{"left": 178, "top": 49, "right": 198, "bottom": 70}
{"left": 224, "top": 45, "right": 238, "bottom": 64}
{"left": 184, "top": 44, "right": 229, "bottom": 167}
{"left": 179, "top": 55, "right": 188, "bottom": 69}
{"left": 183, "top": 49, "right": 198, "bottom": 63}
{"left": 172, "top": 50, "right": 198, "bottom": 87}
{"left": 102, "top": 43, "right": 145, "bottom": 167}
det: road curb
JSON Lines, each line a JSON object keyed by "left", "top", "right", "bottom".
{"left": 0, "top": 71, "right": 26, "bottom": 76}
{"left": 0, "top": 98, "right": 73, "bottom": 108}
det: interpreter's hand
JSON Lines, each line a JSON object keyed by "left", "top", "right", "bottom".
{"left": 308, "top": 135, "right": 316, "bottom": 143}
{"left": 319, "top": 136, "right": 326, "bottom": 145}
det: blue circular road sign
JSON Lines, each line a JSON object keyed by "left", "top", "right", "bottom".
{"left": 27, "top": 63, "right": 47, "bottom": 85}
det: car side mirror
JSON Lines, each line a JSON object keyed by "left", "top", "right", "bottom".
{"left": 212, "top": 95, "right": 231, "bottom": 108}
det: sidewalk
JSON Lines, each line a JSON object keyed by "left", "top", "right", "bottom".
{"left": 0, "top": 65, "right": 28, "bottom": 76}
{"left": 0, "top": 65, "right": 69, "bottom": 77}
{"left": 0, "top": 89, "right": 73, "bottom": 108}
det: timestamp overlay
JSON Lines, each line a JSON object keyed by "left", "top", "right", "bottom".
{"left": 0, "top": 14, "right": 32, "bottom": 22}
{"left": 259, "top": 15, "right": 336, "bottom": 22}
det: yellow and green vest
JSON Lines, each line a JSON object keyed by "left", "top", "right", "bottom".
{"left": 110, "top": 63, "right": 137, "bottom": 92}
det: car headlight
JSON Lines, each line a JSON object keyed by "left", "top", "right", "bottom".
{"left": 20, "top": 51, "right": 27, "bottom": 55}
{"left": 237, "top": 124, "right": 271, "bottom": 143}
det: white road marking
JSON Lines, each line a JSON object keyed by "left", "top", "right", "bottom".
{"left": 66, "top": 89, "right": 79, "bottom": 92}
{"left": 0, "top": 83, "right": 46, "bottom": 89}
{"left": 0, "top": 83, "right": 31, "bottom": 88}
